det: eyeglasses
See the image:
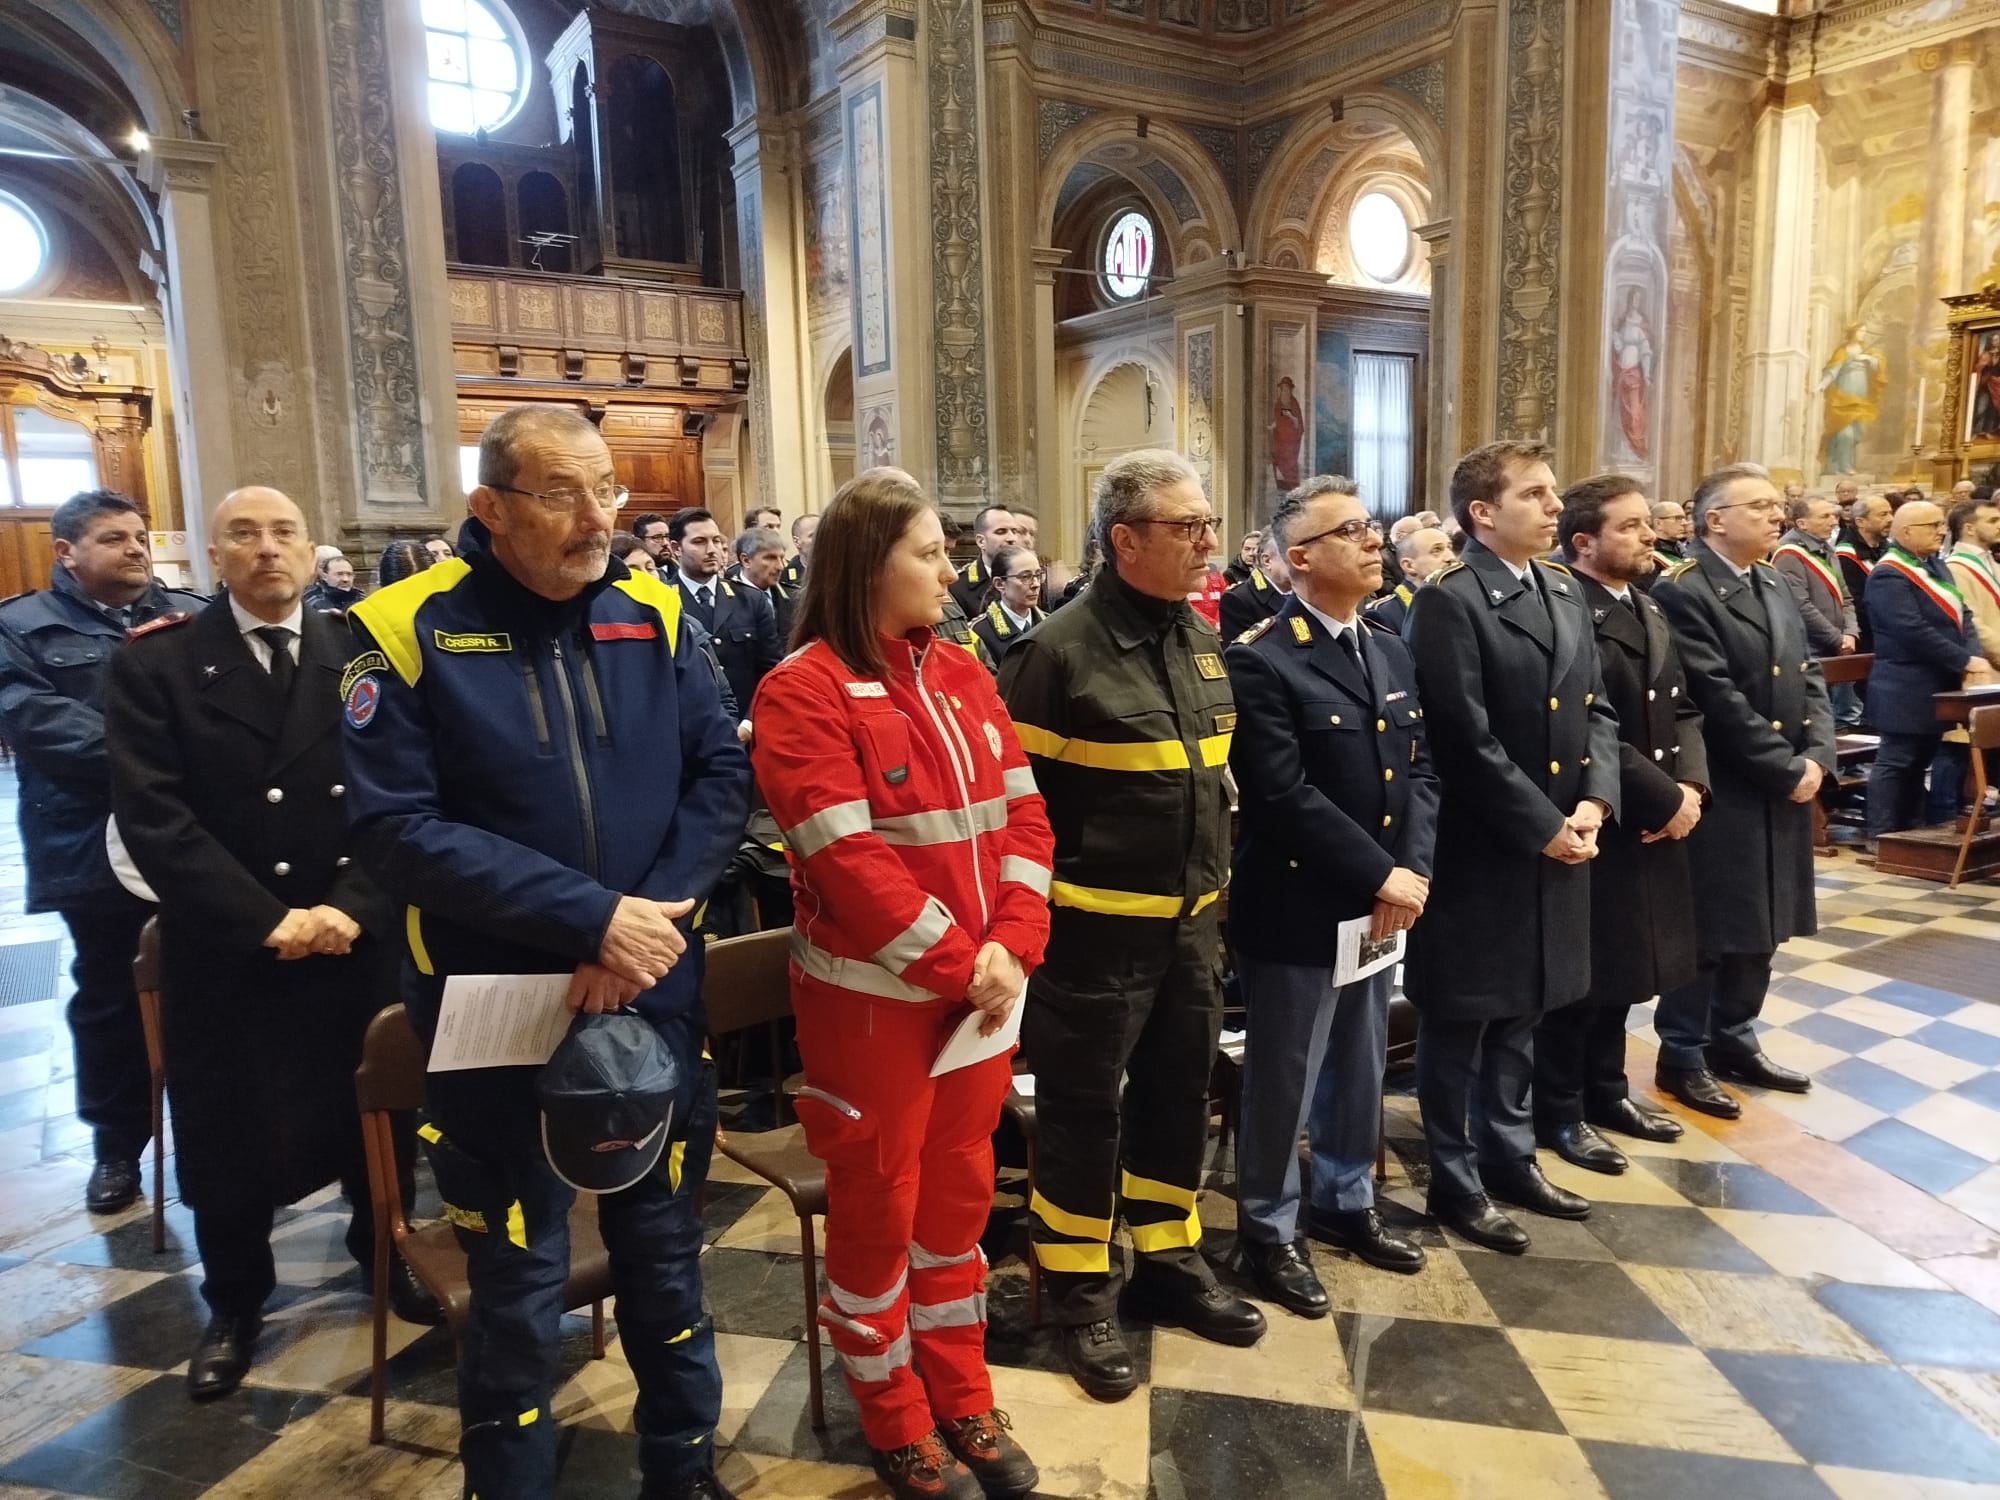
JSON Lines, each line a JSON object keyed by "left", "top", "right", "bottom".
{"left": 1131, "top": 515, "right": 1220, "bottom": 543}
{"left": 1712, "top": 498, "right": 1783, "bottom": 516}
{"left": 493, "top": 482, "right": 630, "bottom": 514}
{"left": 1003, "top": 570, "right": 1047, "bottom": 585}
{"left": 220, "top": 523, "right": 304, "bottom": 546}
{"left": 1293, "top": 517, "right": 1387, "bottom": 547}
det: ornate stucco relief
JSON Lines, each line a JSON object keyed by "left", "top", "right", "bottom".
{"left": 1139, "top": 159, "right": 1201, "bottom": 225}
{"left": 1495, "top": 0, "right": 1563, "bottom": 440}
{"left": 1038, "top": 99, "right": 1101, "bottom": 164}
{"left": 1245, "top": 116, "right": 1294, "bottom": 194}
{"left": 930, "top": 0, "right": 991, "bottom": 489}
{"left": 1384, "top": 60, "right": 1445, "bottom": 130}
{"left": 1184, "top": 327, "right": 1215, "bottom": 495}
{"left": 1182, "top": 122, "right": 1239, "bottom": 189}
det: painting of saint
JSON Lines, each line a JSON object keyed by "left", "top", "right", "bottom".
{"left": 1970, "top": 329, "right": 2000, "bottom": 442}
{"left": 1609, "top": 286, "right": 1654, "bottom": 462}
{"left": 865, "top": 408, "right": 896, "bottom": 467}
{"left": 1819, "top": 324, "right": 1885, "bottom": 475}
{"left": 1270, "top": 375, "right": 1304, "bottom": 491}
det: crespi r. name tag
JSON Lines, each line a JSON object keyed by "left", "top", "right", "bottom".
{"left": 434, "top": 630, "right": 512, "bottom": 653}
{"left": 844, "top": 681, "right": 889, "bottom": 698}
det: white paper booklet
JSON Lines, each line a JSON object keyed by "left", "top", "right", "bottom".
{"left": 1334, "top": 917, "right": 1406, "bottom": 987}
{"left": 428, "top": 973, "right": 575, "bottom": 1072}
{"left": 930, "top": 985, "right": 1029, "bottom": 1077}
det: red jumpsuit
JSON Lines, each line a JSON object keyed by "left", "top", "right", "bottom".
{"left": 750, "top": 630, "right": 1054, "bottom": 1449}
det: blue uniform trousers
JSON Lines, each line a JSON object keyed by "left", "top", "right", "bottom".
{"left": 1414, "top": 1013, "right": 1536, "bottom": 1201}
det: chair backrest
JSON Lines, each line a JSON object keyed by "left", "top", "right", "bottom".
{"left": 701, "top": 928, "right": 794, "bottom": 1038}
{"left": 355, "top": 1004, "right": 427, "bottom": 1116}
{"left": 1971, "top": 703, "right": 2000, "bottom": 752}
{"left": 1820, "top": 653, "right": 1872, "bottom": 687}
{"left": 132, "top": 915, "right": 161, "bottom": 994}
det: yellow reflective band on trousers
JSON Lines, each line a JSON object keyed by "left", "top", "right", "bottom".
{"left": 517, "top": 1407, "right": 539, "bottom": 1427}
{"left": 1121, "top": 1170, "right": 1198, "bottom": 1212}
{"left": 1030, "top": 1190, "right": 1112, "bottom": 1243}
{"left": 1127, "top": 1202, "right": 1203, "bottom": 1253}
{"left": 1032, "top": 1240, "right": 1111, "bottom": 1274}
{"left": 506, "top": 1199, "right": 527, "bottom": 1250}
{"left": 1049, "top": 883, "right": 1220, "bottom": 918}
{"left": 406, "top": 906, "right": 434, "bottom": 976}
{"left": 667, "top": 1327, "right": 694, "bottom": 1345}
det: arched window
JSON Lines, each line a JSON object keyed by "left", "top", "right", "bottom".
{"left": 423, "top": 0, "right": 528, "bottom": 135}
{"left": 1348, "top": 192, "right": 1412, "bottom": 285}
{"left": 518, "top": 171, "right": 570, "bottom": 272}
{"left": 1100, "top": 210, "right": 1155, "bottom": 301}
{"left": 0, "top": 191, "right": 50, "bottom": 296}
{"left": 450, "top": 163, "right": 509, "bottom": 266}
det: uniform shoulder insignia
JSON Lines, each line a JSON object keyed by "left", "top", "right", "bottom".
{"left": 1664, "top": 558, "right": 1699, "bottom": 580}
{"left": 1235, "top": 615, "right": 1276, "bottom": 646}
{"left": 1362, "top": 614, "right": 1391, "bottom": 633}
{"left": 0, "top": 589, "right": 37, "bottom": 609}
{"left": 1536, "top": 558, "right": 1574, "bottom": 575}
{"left": 1752, "top": 559, "right": 1778, "bottom": 572}
{"left": 127, "top": 611, "right": 191, "bottom": 640}
{"left": 1430, "top": 560, "right": 1468, "bottom": 586}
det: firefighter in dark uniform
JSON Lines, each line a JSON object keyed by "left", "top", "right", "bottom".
{"left": 998, "top": 449, "right": 1266, "bottom": 1404}
{"left": 1217, "top": 530, "right": 1289, "bottom": 641}
{"left": 781, "top": 512, "right": 816, "bottom": 590}
{"left": 949, "top": 505, "right": 1025, "bottom": 615}
{"left": 0, "top": 490, "right": 205, "bottom": 1215}
{"left": 967, "top": 544, "right": 1047, "bottom": 667}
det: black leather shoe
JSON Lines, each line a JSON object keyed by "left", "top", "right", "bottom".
{"left": 1426, "top": 1192, "right": 1529, "bottom": 1254}
{"left": 1122, "top": 1279, "right": 1267, "bottom": 1347}
{"left": 1236, "top": 1238, "right": 1330, "bottom": 1317}
{"left": 1588, "top": 1096, "right": 1684, "bottom": 1142}
{"left": 1537, "top": 1122, "right": 1628, "bottom": 1176}
{"left": 85, "top": 1158, "right": 141, "bottom": 1214}
{"left": 1060, "top": 1319, "right": 1138, "bottom": 1402}
{"left": 643, "top": 1470, "right": 737, "bottom": 1500}
{"left": 1307, "top": 1208, "right": 1427, "bottom": 1275}
{"left": 1656, "top": 1066, "right": 1742, "bottom": 1119}
{"left": 1484, "top": 1160, "right": 1591, "bottom": 1220}
{"left": 1712, "top": 1050, "right": 1811, "bottom": 1094}
{"left": 187, "top": 1313, "right": 260, "bottom": 1401}
{"left": 380, "top": 1256, "right": 444, "bottom": 1326}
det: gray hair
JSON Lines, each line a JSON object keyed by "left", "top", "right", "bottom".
{"left": 1649, "top": 499, "right": 1683, "bottom": 519}
{"left": 1396, "top": 528, "right": 1442, "bottom": 565}
{"left": 1269, "top": 474, "right": 1362, "bottom": 548}
{"left": 1691, "top": 462, "right": 1771, "bottom": 538}
{"left": 1092, "top": 448, "right": 1201, "bottom": 556}
{"left": 476, "top": 405, "right": 601, "bottom": 490}
{"left": 1255, "top": 531, "right": 1285, "bottom": 564}
{"left": 735, "top": 526, "right": 785, "bottom": 559}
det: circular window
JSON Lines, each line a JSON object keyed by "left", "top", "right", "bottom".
{"left": 1348, "top": 191, "right": 1411, "bottom": 284}
{"left": 1101, "top": 210, "right": 1156, "bottom": 301}
{"left": 0, "top": 193, "right": 49, "bottom": 296}
{"left": 423, "top": 0, "right": 528, "bottom": 135}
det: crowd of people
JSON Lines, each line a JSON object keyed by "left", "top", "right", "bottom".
{"left": 0, "top": 399, "right": 1994, "bottom": 1500}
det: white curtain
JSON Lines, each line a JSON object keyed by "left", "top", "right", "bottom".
{"left": 1352, "top": 353, "right": 1414, "bottom": 519}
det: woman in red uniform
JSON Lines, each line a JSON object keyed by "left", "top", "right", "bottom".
{"left": 750, "top": 468, "right": 1054, "bottom": 1500}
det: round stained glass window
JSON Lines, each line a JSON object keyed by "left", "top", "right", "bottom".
{"left": 1348, "top": 192, "right": 1411, "bottom": 284}
{"left": 0, "top": 194, "right": 49, "bottom": 296}
{"left": 1101, "top": 210, "right": 1155, "bottom": 301}
{"left": 423, "top": 0, "right": 528, "bottom": 135}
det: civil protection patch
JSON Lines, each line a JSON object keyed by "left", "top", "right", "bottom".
{"left": 344, "top": 673, "right": 381, "bottom": 729}
{"left": 340, "top": 648, "right": 390, "bottom": 699}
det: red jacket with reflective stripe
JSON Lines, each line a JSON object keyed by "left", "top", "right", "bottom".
{"left": 750, "top": 632, "right": 1054, "bottom": 1008}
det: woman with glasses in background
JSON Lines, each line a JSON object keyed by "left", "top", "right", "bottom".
{"left": 967, "top": 544, "right": 1048, "bottom": 668}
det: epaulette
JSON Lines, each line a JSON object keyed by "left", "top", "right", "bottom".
{"left": 1535, "top": 558, "right": 1574, "bottom": 575}
{"left": 127, "top": 611, "right": 192, "bottom": 640}
{"left": 0, "top": 588, "right": 37, "bottom": 612}
{"left": 1431, "top": 561, "right": 1468, "bottom": 583}
{"left": 1752, "top": 559, "right": 1779, "bottom": 572}
{"left": 1664, "top": 558, "right": 1699, "bottom": 580}
{"left": 1362, "top": 614, "right": 1391, "bottom": 633}
{"left": 1235, "top": 616, "right": 1276, "bottom": 646}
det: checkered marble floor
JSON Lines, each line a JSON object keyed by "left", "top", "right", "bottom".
{"left": 1, "top": 771, "right": 1999, "bottom": 1496}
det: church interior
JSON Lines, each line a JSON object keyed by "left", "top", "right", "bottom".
{"left": 2, "top": 0, "right": 2000, "bottom": 1496}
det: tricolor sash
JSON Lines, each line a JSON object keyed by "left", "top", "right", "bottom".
{"left": 1774, "top": 543, "right": 1846, "bottom": 601}
{"left": 1834, "top": 541, "right": 1875, "bottom": 575}
{"left": 1948, "top": 546, "right": 2000, "bottom": 614}
{"left": 1879, "top": 549, "right": 1965, "bottom": 623}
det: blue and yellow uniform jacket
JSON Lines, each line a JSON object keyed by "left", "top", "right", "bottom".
{"left": 340, "top": 519, "right": 751, "bottom": 1031}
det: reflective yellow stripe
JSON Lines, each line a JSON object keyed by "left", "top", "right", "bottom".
{"left": 667, "top": 1326, "right": 694, "bottom": 1345}
{"left": 417, "top": 1121, "right": 443, "bottom": 1145}
{"left": 505, "top": 1199, "right": 527, "bottom": 1250}
{"left": 1013, "top": 721, "right": 1199, "bottom": 773}
{"left": 1050, "top": 883, "right": 1220, "bottom": 918}
{"left": 1030, "top": 1190, "right": 1113, "bottom": 1243}
{"left": 1012, "top": 721, "right": 1069, "bottom": 760}
{"left": 668, "top": 1139, "right": 686, "bottom": 1194}
{"left": 1197, "top": 732, "right": 1232, "bottom": 767}
{"left": 1033, "top": 1240, "right": 1111, "bottom": 1274}
{"left": 406, "top": 905, "right": 434, "bottom": 976}
{"left": 1129, "top": 1203, "right": 1203, "bottom": 1253}
{"left": 1121, "top": 1170, "right": 1198, "bottom": 1211}
{"left": 611, "top": 568, "right": 687, "bottom": 651}
{"left": 348, "top": 557, "right": 472, "bottom": 686}
{"left": 517, "top": 1407, "right": 539, "bottom": 1427}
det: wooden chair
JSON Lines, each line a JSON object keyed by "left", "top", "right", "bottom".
{"left": 1816, "top": 654, "right": 1877, "bottom": 851}
{"left": 702, "top": 929, "right": 832, "bottom": 1429}
{"left": 130, "top": 917, "right": 167, "bottom": 1254}
{"left": 1950, "top": 705, "right": 2000, "bottom": 888}
{"left": 354, "top": 1005, "right": 612, "bottom": 1445}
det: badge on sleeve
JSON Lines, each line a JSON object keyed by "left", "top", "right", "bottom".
{"left": 344, "top": 673, "right": 381, "bottom": 730}
{"left": 1195, "top": 652, "right": 1224, "bottom": 680}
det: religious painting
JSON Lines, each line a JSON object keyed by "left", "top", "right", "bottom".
{"left": 1183, "top": 327, "right": 1216, "bottom": 496}
{"left": 847, "top": 84, "right": 891, "bottom": 376}
{"left": 1314, "top": 324, "right": 1352, "bottom": 481}
{"left": 1965, "top": 323, "right": 2000, "bottom": 447}
{"left": 861, "top": 400, "right": 897, "bottom": 467}
{"left": 1605, "top": 278, "right": 1659, "bottom": 465}
{"left": 803, "top": 146, "right": 849, "bottom": 322}
{"left": 1266, "top": 321, "right": 1308, "bottom": 493}
{"left": 1820, "top": 323, "right": 1886, "bottom": 475}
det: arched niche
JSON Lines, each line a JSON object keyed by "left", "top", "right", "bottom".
{"left": 605, "top": 53, "right": 687, "bottom": 265}
{"left": 518, "top": 170, "right": 570, "bottom": 272}
{"left": 821, "top": 345, "right": 854, "bottom": 492}
{"left": 451, "top": 162, "right": 509, "bottom": 266}
{"left": 1073, "top": 354, "right": 1178, "bottom": 526}
{"left": 1051, "top": 168, "right": 1180, "bottom": 320}
{"left": 1038, "top": 113, "right": 1242, "bottom": 266}
{"left": 1247, "top": 95, "right": 1442, "bottom": 275}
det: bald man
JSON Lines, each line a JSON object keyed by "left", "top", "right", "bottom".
{"left": 1863, "top": 501, "right": 1992, "bottom": 836}
{"left": 108, "top": 487, "right": 435, "bottom": 1402}
{"left": 1366, "top": 527, "right": 1454, "bottom": 635}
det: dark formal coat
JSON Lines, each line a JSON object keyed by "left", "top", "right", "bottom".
{"left": 1651, "top": 546, "right": 1836, "bottom": 957}
{"left": 1770, "top": 528, "right": 1857, "bottom": 658}
{"left": 1363, "top": 582, "right": 1415, "bottom": 636}
{"left": 1225, "top": 598, "right": 1438, "bottom": 966}
{"left": 1218, "top": 569, "right": 1284, "bottom": 642}
{"left": 1575, "top": 574, "right": 1708, "bottom": 1003}
{"left": 1836, "top": 532, "right": 1889, "bottom": 651}
{"left": 1402, "top": 540, "right": 1621, "bottom": 1022}
{"left": 107, "top": 601, "right": 395, "bottom": 1209}
{"left": 968, "top": 599, "right": 1045, "bottom": 668}
{"left": 678, "top": 575, "right": 781, "bottom": 718}
{"left": 1861, "top": 550, "right": 1977, "bottom": 735}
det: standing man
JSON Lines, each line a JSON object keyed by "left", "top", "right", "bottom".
{"left": 734, "top": 525, "right": 795, "bottom": 643}
{"left": 1365, "top": 524, "right": 1455, "bottom": 635}
{"left": 0, "top": 490, "right": 206, "bottom": 1213}
{"left": 1649, "top": 500, "right": 1691, "bottom": 569}
{"left": 302, "top": 552, "right": 364, "bottom": 613}
{"left": 1772, "top": 494, "right": 1858, "bottom": 660}
{"left": 1864, "top": 501, "right": 1989, "bottom": 836}
{"left": 1226, "top": 481, "right": 1437, "bottom": 1313}
{"left": 949, "top": 506, "right": 1025, "bottom": 615}
{"left": 1000, "top": 449, "right": 1265, "bottom": 1402}
{"left": 343, "top": 405, "right": 750, "bottom": 1500}
{"left": 1403, "top": 441, "right": 1620, "bottom": 1253}
{"left": 1218, "top": 528, "right": 1291, "bottom": 640}
{"left": 1538, "top": 477, "right": 1705, "bottom": 1173}
{"left": 723, "top": 507, "right": 783, "bottom": 584}
{"left": 1946, "top": 496, "right": 2000, "bottom": 662}
{"left": 671, "top": 507, "right": 782, "bottom": 724}
{"left": 1652, "top": 465, "right": 1837, "bottom": 1117}
{"left": 781, "top": 512, "right": 817, "bottom": 590}
{"left": 968, "top": 544, "right": 1048, "bottom": 666}
{"left": 107, "top": 486, "right": 436, "bottom": 1402}
{"left": 1224, "top": 529, "right": 1261, "bottom": 586}
{"left": 1836, "top": 491, "right": 1893, "bottom": 649}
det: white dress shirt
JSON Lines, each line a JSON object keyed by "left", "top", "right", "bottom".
{"left": 229, "top": 595, "right": 304, "bottom": 669}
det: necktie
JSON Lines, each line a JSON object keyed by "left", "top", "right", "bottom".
{"left": 254, "top": 626, "right": 296, "bottom": 699}
{"left": 694, "top": 584, "right": 716, "bottom": 628}
{"left": 1339, "top": 627, "right": 1374, "bottom": 696}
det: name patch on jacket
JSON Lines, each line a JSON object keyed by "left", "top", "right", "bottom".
{"left": 434, "top": 630, "right": 512, "bottom": 653}
{"left": 589, "top": 621, "right": 657, "bottom": 642}
{"left": 844, "top": 681, "right": 889, "bottom": 698}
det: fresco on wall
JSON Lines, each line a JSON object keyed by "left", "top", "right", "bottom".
{"left": 803, "top": 147, "right": 848, "bottom": 322}
{"left": 862, "top": 402, "right": 897, "bottom": 467}
{"left": 1184, "top": 328, "right": 1216, "bottom": 496}
{"left": 1266, "top": 321, "right": 1308, "bottom": 493}
{"left": 1314, "top": 325, "right": 1352, "bottom": 480}
{"left": 1819, "top": 324, "right": 1886, "bottom": 474}
{"left": 847, "top": 84, "right": 890, "bottom": 376}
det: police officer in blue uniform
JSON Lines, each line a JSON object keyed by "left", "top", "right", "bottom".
{"left": 343, "top": 406, "right": 750, "bottom": 1500}
{"left": 1217, "top": 530, "right": 1289, "bottom": 642}
{"left": 1226, "top": 479, "right": 1438, "bottom": 1315}
{"left": 670, "top": 506, "right": 781, "bottom": 725}
{"left": 0, "top": 489, "right": 205, "bottom": 1213}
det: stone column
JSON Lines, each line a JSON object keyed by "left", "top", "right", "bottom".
{"left": 1030, "top": 247, "right": 1068, "bottom": 528}
{"left": 926, "top": 0, "right": 993, "bottom": 510}
{"left": 1438, "top": 0, "right": 1506, "bottom": 462}
{"left": 1913, "top": 38, "right": 1976, "bottom": 452}
{"left": 728, "top": 116, "right": 812, "bottom": 511}
{"left": 1741, "top": 84, "right": 1818, "bottom": 478}
{"left": 1418, "top": 218, "right": 1453, "bottom": 501}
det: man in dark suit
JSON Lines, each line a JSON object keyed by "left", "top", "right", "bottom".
{"left": 1365, "top": 525, "right": 1454, "bottom": 635}
{"left": 1539, "top": 477, "right": 1707, "bottom": 1173}
{"left": 671, "top": 507, "right": 781, "bottom": 727}
{"left": 107, "top": 486, "right": 434, "bottom": 1403}
{"left": 1403, "top": 441, "right": 1621, "bottom": 1253}
{"left": 949, "top": 505, "right": 1026, "bottom": 615}
{"left": 1864, "top": 500, "right": 1989, "bottom": 835}
{"left": 1652, "top": 464, "right": 1838, "bottom": 1117}
{"left": 1226, "top": 482, "right": 1438, "bottom": 1314}
{"left": 734, "top": 525, "right": 796, "bottom": 644}
{"left": 1218, "top": 529, "right": 1290, "bottom": 640}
